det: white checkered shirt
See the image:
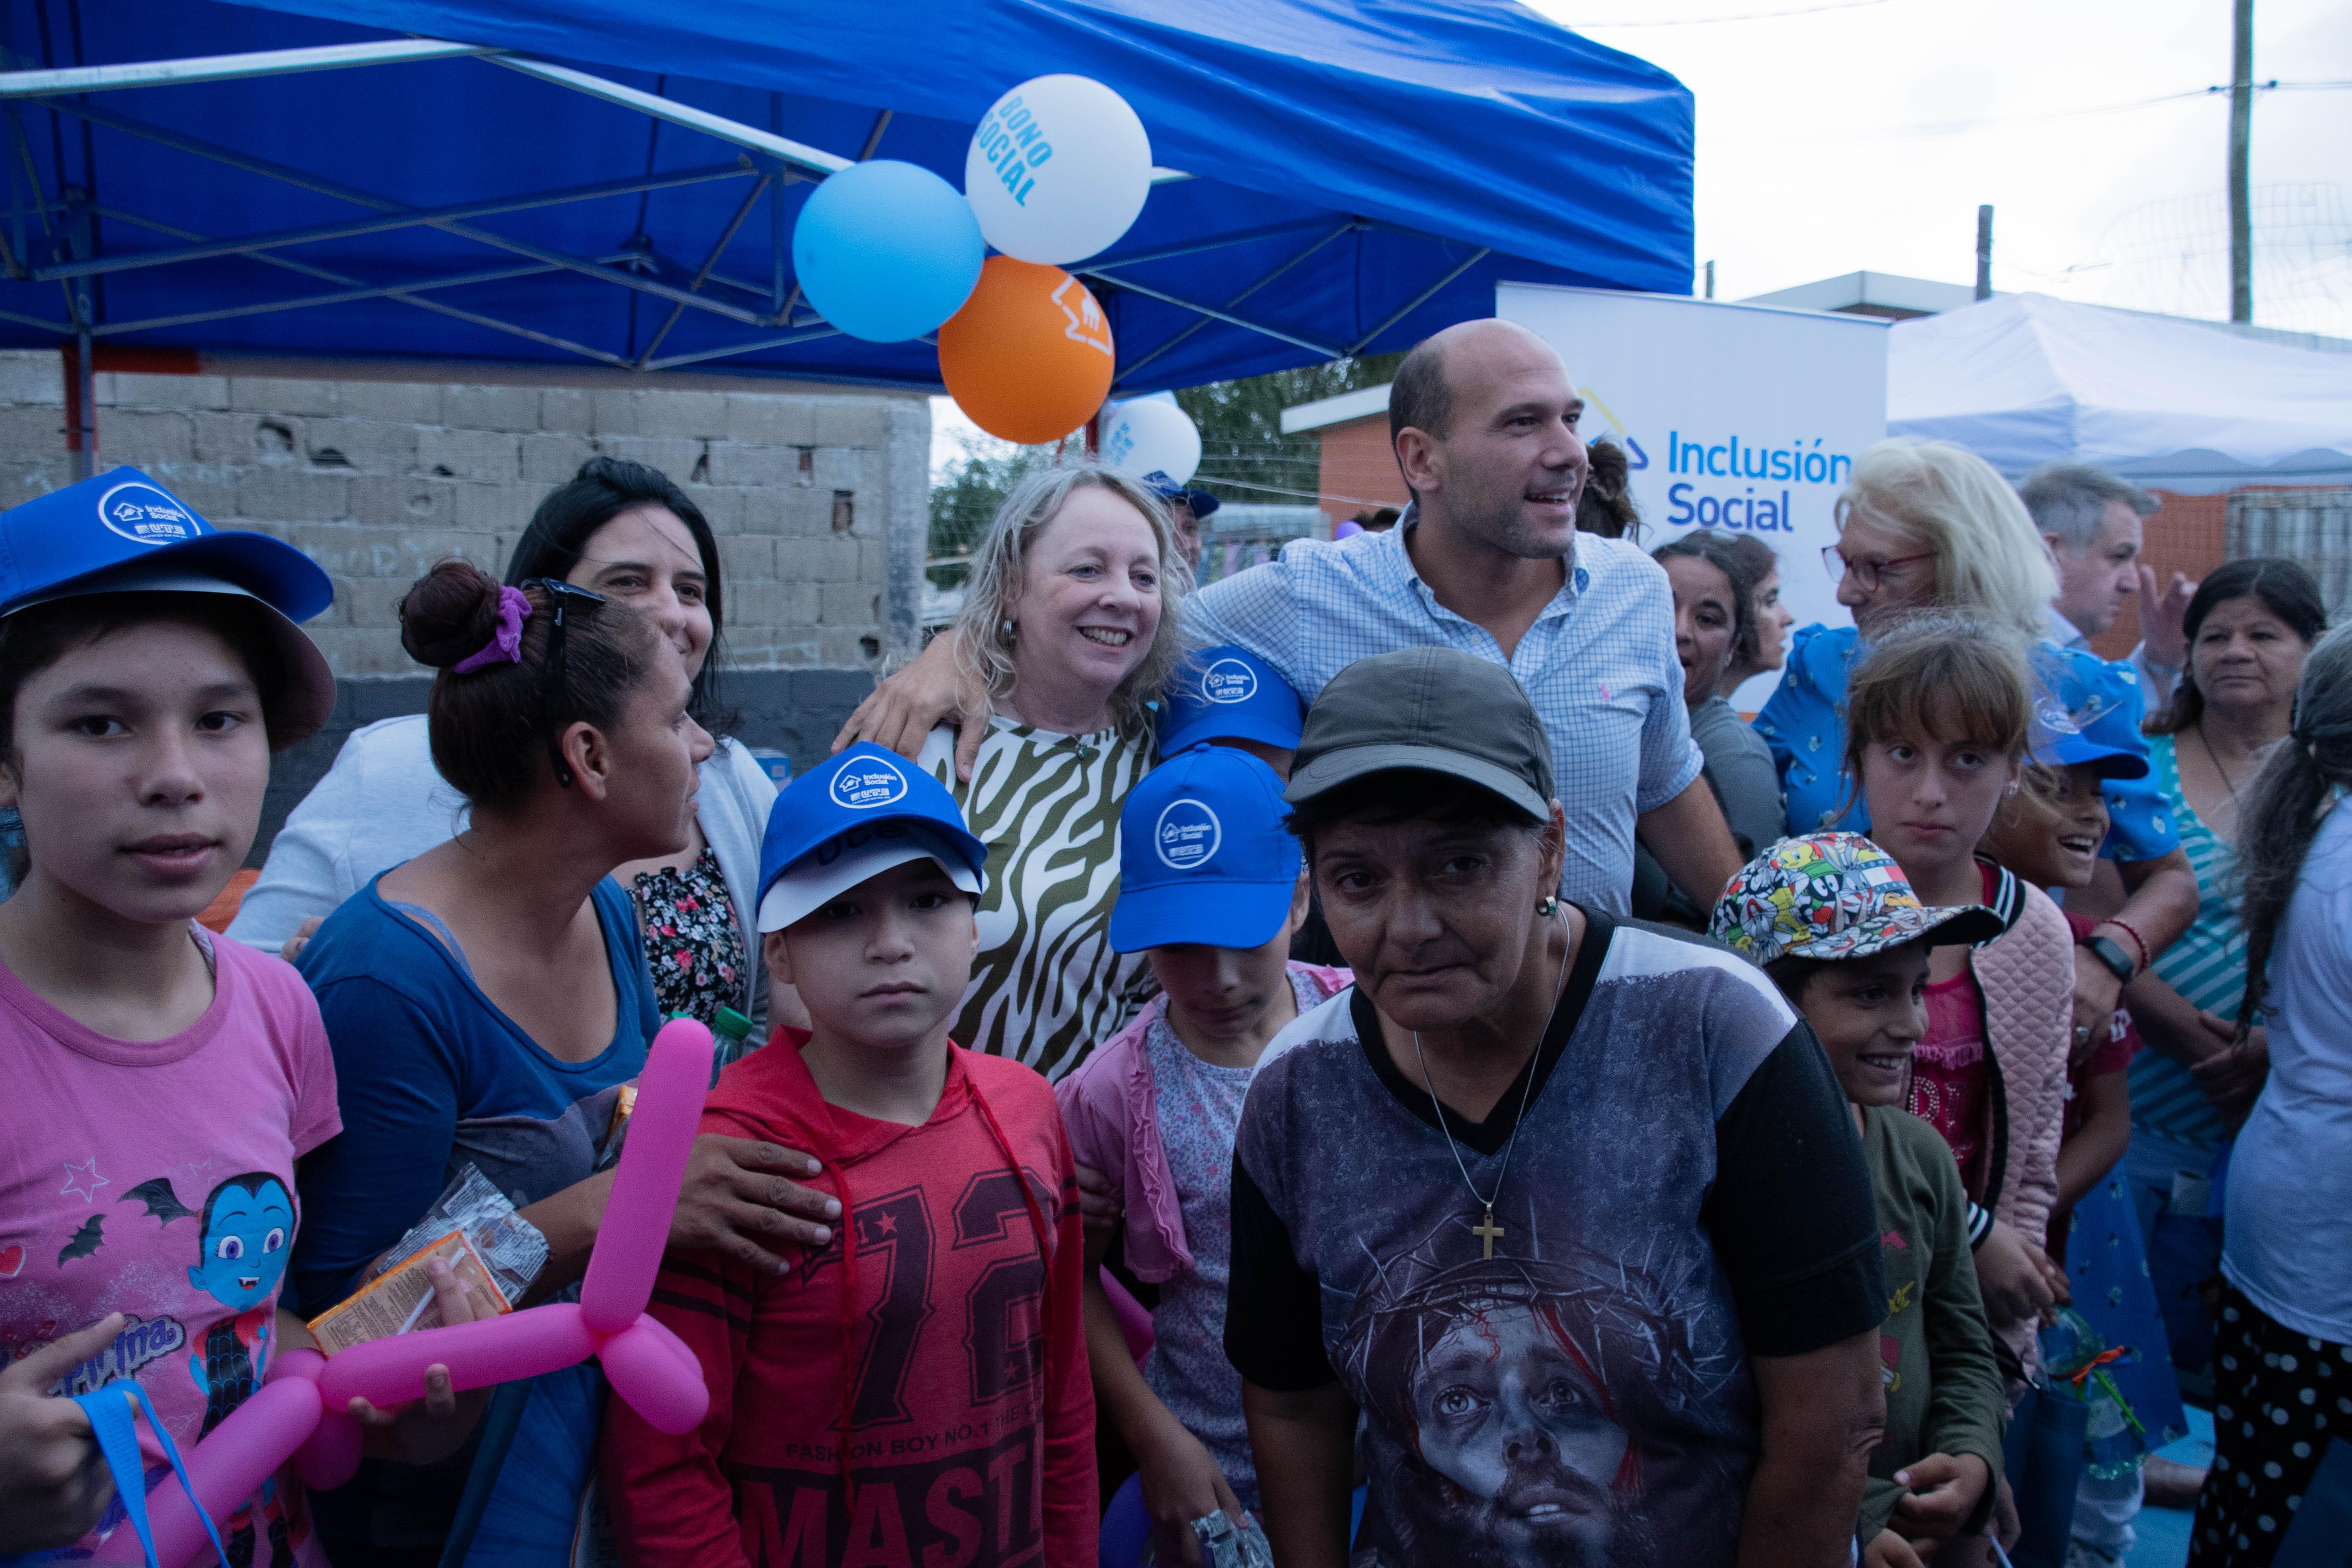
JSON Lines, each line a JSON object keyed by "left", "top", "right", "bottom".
{"left": 1187, "top": 514, "right": 1701, "bottom": 915}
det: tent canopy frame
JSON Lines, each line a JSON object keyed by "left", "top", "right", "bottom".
{"left": 2, "top": 35, "right": 1399, "bottom": 474}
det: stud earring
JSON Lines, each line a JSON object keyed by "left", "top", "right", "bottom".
{"left": 2004, "top": 780, "right": 2020, "bottom": 797}
{"left": 1000, "top": 618, "right": 1016, "bottom": 640}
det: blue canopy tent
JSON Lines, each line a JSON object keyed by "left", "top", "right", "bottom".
{"left": 0, "top": 0, "right": 1692, "bottom": 471}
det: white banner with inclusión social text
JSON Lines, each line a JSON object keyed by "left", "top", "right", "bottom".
{"left": 1497, "top": 282, "right": 1888, "bottom": 711}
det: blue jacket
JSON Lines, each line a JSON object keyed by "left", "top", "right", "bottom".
{"left": 1753, "top": 623, "right": 2180, "bottom": 862}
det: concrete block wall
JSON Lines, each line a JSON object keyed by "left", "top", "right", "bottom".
{"left": 0, "top": 351, "right": 926, "bottom": 677}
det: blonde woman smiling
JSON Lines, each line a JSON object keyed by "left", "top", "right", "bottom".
{"left": 920, "top": 464, "right": 1185, "bottom": 1081}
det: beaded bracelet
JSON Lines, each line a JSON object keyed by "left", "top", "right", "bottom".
{"left": 2097, "top": 917, "right": 2152, "bottom": 976}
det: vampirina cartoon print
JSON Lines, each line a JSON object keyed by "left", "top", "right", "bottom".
{"left": 133, "top": 1171, "right": 303, "bottom": 1568}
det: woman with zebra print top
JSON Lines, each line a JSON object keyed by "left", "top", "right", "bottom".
{"left": 915, "top": 464, "right": 1188, "bottom": 1082}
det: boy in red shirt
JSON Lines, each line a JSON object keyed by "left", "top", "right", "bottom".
{"left": 601, "top": 744, "right": 1095, "bottom": 1566}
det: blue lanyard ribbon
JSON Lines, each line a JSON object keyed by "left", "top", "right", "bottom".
{"left": 70, "top": 1379, "right": 230, "bottom": 1568}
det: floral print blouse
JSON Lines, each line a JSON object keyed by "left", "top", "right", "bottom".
{"left": 629, "top": 846, "right": 748, "bottom": 1029}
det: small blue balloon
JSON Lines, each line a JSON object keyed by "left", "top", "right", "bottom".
{"left": 793, "top": 161, "right": 985, "bottom": 343}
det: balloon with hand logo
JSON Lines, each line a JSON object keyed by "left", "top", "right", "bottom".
{"left": 938, "top": 257, "right": 1116, "bottom": 446}
{"left": 792, "top": 160, "right": 985, "bottom": 343}
{"left": 965, "top": 75, "right": 1152, "bottom": 265}
{"left": 1100, "top": 399, "right": 1202, "bottom": 486}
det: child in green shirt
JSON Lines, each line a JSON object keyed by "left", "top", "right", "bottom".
{"left": 1713, "top": 832, "right": 2011, "bottom": 1567}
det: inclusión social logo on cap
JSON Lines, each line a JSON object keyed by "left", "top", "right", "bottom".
{"left": 758, "top": 743, "right": 990, "bottom": 933}
{"left": 1154, "top": 798, "right": 1222, "bottom": 871}
{"left": 1159, "top": 644, "right": 1304, "bottom": 755}
{"left": 1201, "top": 658, "right": 1258, "bottom": 705}
{"left": 95, "top": 479, "right": 203, "bottom": 546}
{"left": 1111, "top": 743, "right": 1302, "bottom": 953}
{"left": 829, "top": 754, "right": 912, "bottom": 810}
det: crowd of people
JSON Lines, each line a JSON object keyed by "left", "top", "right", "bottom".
{"left": 1, "top": 314, "right": 2345, "bottom": 1568}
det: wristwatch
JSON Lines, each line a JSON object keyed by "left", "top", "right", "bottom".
{"left": 2079, "top": 933, "right": 2136, "bottom": 985}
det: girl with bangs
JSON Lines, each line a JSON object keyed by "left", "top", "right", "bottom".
{"left": 1847, "top": 617, "right": 2076, "bottom": 1387}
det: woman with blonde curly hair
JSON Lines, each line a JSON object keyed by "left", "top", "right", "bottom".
{"left": 1754, "top": 438, "right": 2199, "bottom": 1080}
{"left": 919, "top": 463, "right": 1186, "bottom": 1080}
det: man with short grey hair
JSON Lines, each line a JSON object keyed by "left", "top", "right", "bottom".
{"left": 2019, "top": 460, "right": 2196, "bottom": 712}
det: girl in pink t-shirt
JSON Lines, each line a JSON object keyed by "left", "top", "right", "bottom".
{"left": 1848, "top": 617, "right": 2077, "bottom": 1367}
{"left": 0, "top": 472, "right": 485, "bottom": 1560}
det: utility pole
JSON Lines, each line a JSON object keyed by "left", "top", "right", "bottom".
{"left": 1974, "top": 205, "right": 1993, "bottom": 301}
{"left": 2229, "top": 0, "right": 2254, "bottom": 322}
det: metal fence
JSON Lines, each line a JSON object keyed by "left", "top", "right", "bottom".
{"left": 2228, "top": 489, "right": 2352, "bottom": 615}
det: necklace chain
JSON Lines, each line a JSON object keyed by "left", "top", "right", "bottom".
{"left": 2196, "top": 720, "right": 2245, "bottom": 799}
{"left": 1411, "top": 912, "right": 1573, "bottom": 1220}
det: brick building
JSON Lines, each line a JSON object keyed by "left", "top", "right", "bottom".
{"left": 0, "top": 350, "right": 925, "bottom": 854}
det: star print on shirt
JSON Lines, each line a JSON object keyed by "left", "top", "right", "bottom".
{"left": 59, "top": 1158, "right": 110, "bottom": 1204}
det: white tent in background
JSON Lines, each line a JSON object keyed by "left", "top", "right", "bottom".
{"left": 1886, "top": 293, "right": 2352, "bottom": 495}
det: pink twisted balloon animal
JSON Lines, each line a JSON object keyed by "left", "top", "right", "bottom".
{"left": 106, "top": 1018, "right": 716, "bottom": 1568}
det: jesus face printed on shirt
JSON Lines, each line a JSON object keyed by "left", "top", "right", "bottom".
{"left": 1405, "top": 1299, "right": 1631, "bottom": 1565}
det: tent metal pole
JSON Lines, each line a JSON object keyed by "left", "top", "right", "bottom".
{"left": 39, "top": 99, "right": 770, "bottom": 326}
{"left": 69, "top": 321, "right": 93, "bottom": 479}
{"left": 0, "top": 39, "right": 496, "bottom": 98}
{"left": 90, "top": 259, "right": 577, "bottom": 336}
{"left": 1348, "top": 247, "right": 1489, "bottom": 354}
{"left": 0, "top": 305, "right": 71, "bottom": 330}
{"left": 35, "top": 161, "right": 754, "bottom": 282}
{"left": 1114, "top": 219, "right": 1357, "bottom": 384}
{"left": 487, "top": 56, "right": 852, "bottom": 180}
{"left": 1084, "top": 217, "right": 1334, "bottom": 273}
{"left": 61, "top": 192, "right": 639, "bottom": 364}
{"left": 1072, "top": 269, "right": 1343, "bottom": 358}
{"left": 640, "top": 324, "right": 842, "bottom": 374}
{"left": 633, "top": 171, "right": 772, "bottom": 369}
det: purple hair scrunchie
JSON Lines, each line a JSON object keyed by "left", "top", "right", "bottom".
{"left": 452, "top": 584, "right": 532, "bottom": 674}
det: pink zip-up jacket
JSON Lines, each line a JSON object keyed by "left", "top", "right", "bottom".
{"left": 1054, "top": 964, "right": 1351, "bottom": 1283}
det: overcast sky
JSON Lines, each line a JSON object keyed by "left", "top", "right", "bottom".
{"left": 935, "top": 0, "right": 2350, "bottom": 475}
{"left": 1549, "top": 0, "right": 2350, "bottom": 327}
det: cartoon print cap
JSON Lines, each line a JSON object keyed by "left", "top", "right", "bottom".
{"left": 1158, "top": 644, "right": 1305, "bottom": 755}
{"left": 0, "top": 468, "right": 336, "bottom": 747}
{"left": 1109, "top": 743, "right": 1303, "bottom": 953}
{"left": 1707, "top": 831, "right": 2005, "bottom": 966}
{"left": 755, "top": 743, "right": 989, "bottom": 933}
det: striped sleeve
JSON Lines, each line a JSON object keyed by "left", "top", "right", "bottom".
{"left": 600, "top": 1249, "right": 761, "bottom": 1568}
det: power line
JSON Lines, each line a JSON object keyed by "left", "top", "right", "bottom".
{"left": 1753, "top": 79, "right": 2347, "bottom": 145}
{"left": 1568, "top": 0, "right": 1893, "bottom": 24}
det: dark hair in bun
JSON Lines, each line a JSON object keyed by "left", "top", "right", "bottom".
{"left": 398, "top": 558, "right": 660, "bottom": 811}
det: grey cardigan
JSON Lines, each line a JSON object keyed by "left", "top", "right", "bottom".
{"left": 227, "top": 714, "right": 780, "bottom": 1031}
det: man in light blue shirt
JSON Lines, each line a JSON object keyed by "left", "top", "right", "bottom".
{"left": 842, "top": 319, "right": 1742, "bottom": 916}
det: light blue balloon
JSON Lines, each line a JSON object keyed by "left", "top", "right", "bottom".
{"left": 792, "top": 160, "right": 985, "bottom": 343}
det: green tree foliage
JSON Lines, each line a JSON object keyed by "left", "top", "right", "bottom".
{"left": 1175, "top": 352, "right": 1402, "bottom": 509}
{"left": 927, "top": 438, "right": 1053, "bottom": 588}
{"left": 926, "top": 353, "right": 1403, "bottom": 585}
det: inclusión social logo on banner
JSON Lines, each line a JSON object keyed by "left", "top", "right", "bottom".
{"left": 96, "top": 481, "right": 203, "bottom": 546}
{"left": 1202, "top": 659, "right": 1258, "bottom": 705}
{"left": 831, "top": 757, "right": 910, "bottom": 810}
{"left": 1154, "top": 798, "right": 1221, "bottom": 872}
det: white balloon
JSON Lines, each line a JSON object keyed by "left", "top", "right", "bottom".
{"left": 1100, "top": 398, "right": 1201, "bottom": 485}
{"left": 965, "top": 75, "right": 1152, "bottom": 266}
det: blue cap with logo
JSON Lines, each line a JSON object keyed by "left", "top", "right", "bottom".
{"left": 756, "top": 743, "right": 990, "bottom": 933}
{"left": 1110, "top": 743, "right": 1303, "bottom": 953}
{"left": 1139, "top": 470, "right": 1219, "bottom": 521}
{"left": 1159, "top": 645, "right": 1305, "bottom": 755}
{"left": 0, "top": 467, "right": 336, "bottom": 746}
{"left": 2033, "top": 694, "right": 2152, "bottom": 781}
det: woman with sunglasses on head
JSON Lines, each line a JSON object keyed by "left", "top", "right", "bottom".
{"left": 1754, "top": 438, "right": 2200, "bottom": 1067}
{"left": 232, "top": 457, "right": 795, "bottom": 1041}
{"left": 287, "top": 562, "right": 838, "bottom": 1568}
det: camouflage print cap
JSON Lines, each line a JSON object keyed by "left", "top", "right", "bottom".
{"left": 1707, "top": 831, "right": 2004, "bottom": 966}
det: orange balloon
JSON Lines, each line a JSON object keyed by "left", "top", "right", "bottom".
{"left": 939, "top": 257, "right": 1116, "bottom": 445}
